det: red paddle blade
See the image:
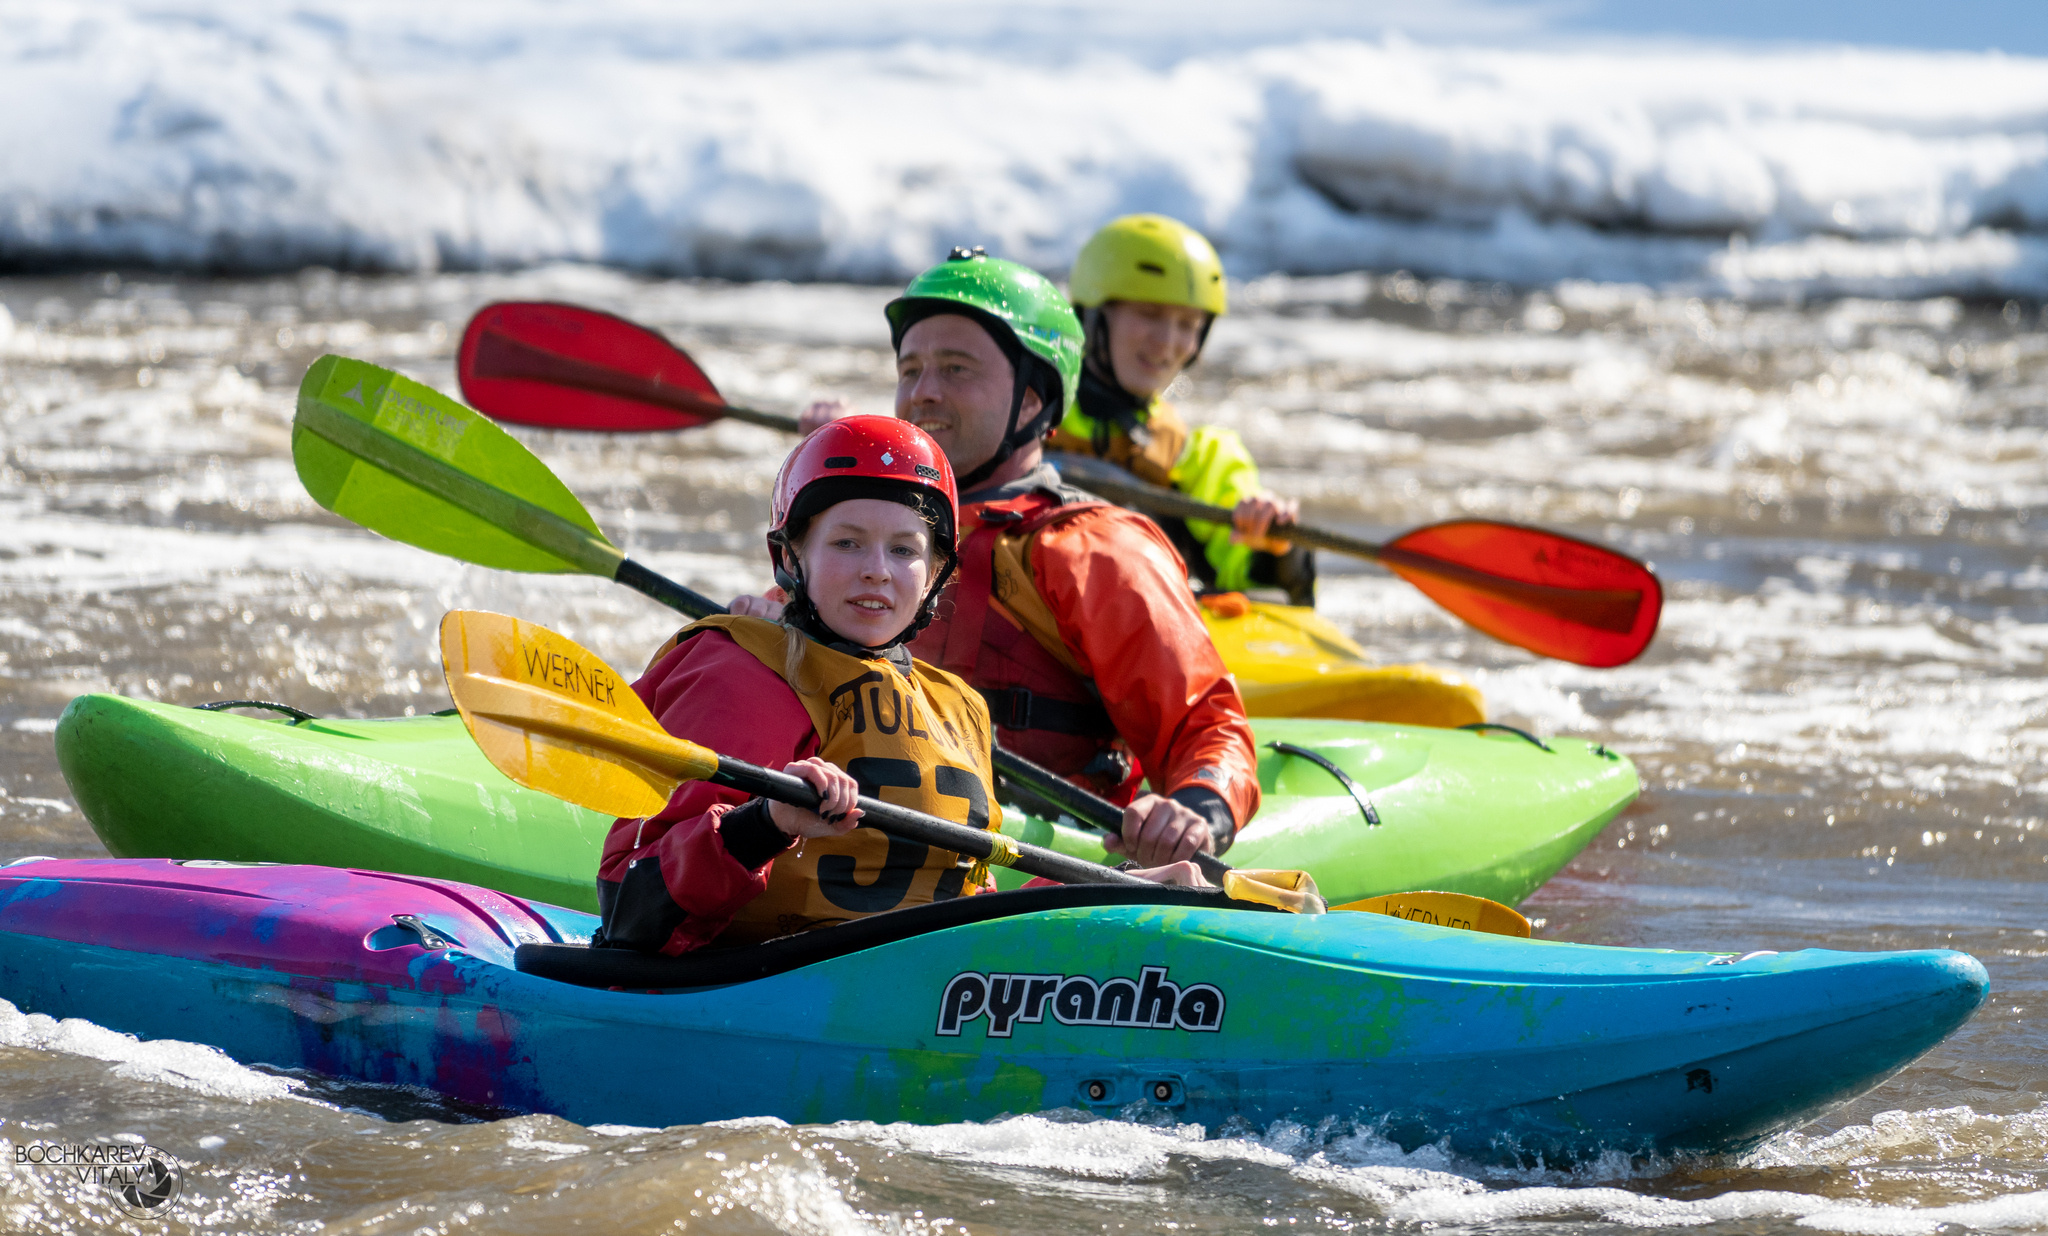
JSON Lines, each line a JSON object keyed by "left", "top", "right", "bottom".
{"left": 457, "top": 302, "right": 726, "bottom": 431}
{"left": 1380, "top": 521, "right": 1662, "bottom": 667}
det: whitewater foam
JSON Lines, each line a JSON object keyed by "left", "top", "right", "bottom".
{"left": 3, "top": 4, "right": 2045, "bottom": 298}
{"left": 1384, "top": 1184, "right": 2048, "bottom": 1233}
{"left": 824, "top": 1111, "right": 2048, "bottom": 1234}
{"left": 1750, "top": 1103, "right": 2048, "bottom": 1169}
{"left": 0, "top": 998, "right": 301, "bottom": 1103}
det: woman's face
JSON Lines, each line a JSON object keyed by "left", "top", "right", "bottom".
{"left": 1101, "top": 299, "right": 1210, "bottom": 401}
{"left": 796, "top": 497, "right": 934, "bottom": 647}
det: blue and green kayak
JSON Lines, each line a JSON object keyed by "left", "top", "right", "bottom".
{"left": 0, "top": 857, "right": 1986, "bottom": 1160}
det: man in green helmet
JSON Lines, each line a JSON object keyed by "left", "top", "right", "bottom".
{"left": 785, "top": 248, "right": 1262, "bottom": 866}
{"left": 1052, "top": 213, "right": 1316, "bottom": 606}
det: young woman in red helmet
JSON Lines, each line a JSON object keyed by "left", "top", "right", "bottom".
{"left": 593, "top": 416, "right": 1202, "bottom": 955}
{"left": 592, "top": 416, "right": 984, "bottom": 954}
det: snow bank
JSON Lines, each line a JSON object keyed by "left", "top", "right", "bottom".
{"left": 3, "top": 2, "right": 2045, "bottom": 298}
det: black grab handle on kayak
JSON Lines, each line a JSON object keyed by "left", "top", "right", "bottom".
{"left": 1266, "top": 741, "right": 1379, "bottom": 828}
{"left": 195, "top": 699, "right": 319, "bottom": 725}
{"left": 1458, "top": 722, "right": 1554, "bottom": 753}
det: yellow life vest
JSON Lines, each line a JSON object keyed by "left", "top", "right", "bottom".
{"left": 1046, "top": 398, "right": 1190, "bottom": 488}
{"left": 680, "top": 615, "right": 1003, "bottom": 945}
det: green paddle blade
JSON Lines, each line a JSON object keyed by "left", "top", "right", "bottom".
{"left": 294, "top": 355, "right": 623, "bottom": 577}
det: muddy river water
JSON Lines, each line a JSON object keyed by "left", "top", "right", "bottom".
{"left": 0, "top": 265, "right": 2043, "bottom": 1233}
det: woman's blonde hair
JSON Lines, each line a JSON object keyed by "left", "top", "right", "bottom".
{"left": 780, "top": 620, "right": 822, "bottom": 693}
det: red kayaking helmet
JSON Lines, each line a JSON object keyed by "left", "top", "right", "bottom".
{"left": 767, "top": 416, "right": 960, "bottom": 647}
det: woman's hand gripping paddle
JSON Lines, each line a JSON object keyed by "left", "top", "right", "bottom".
{"left": 453, "top": 302, "right": 1659, "bottom": 667}
{"left": 297, "top": 356, "right": 1528, "bottom": 933}
{"left": 1051, "top": 454, "right": 1662, "bottom": 668}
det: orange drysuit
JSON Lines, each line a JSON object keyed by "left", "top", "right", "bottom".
{"left": 910, "top": 465, "right": 1260, "bottom": 842}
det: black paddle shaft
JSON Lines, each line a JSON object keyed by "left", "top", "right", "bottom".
{"left": 707, "top": 754, "right": 1151, "bottom": 888}
{"left": 1048, "top": 453, "right": 1647, "bottom": 634}
{"left": 614, "top": 559, "right": 726, "bottom": 622}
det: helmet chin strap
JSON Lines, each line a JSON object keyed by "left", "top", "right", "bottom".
{"left": 769, "top": 542, "right": 829, "bottom": 644}
{"left": 954, "top": 360, "right": 1038, "bottom": 492}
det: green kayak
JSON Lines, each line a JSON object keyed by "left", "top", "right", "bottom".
{"left": 55, "top": 694, "right": 1636, "bottom": 911}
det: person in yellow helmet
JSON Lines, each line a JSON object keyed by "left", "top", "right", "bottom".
{"left": 1050, "top": 214, "right": 1315, "bottom": 606}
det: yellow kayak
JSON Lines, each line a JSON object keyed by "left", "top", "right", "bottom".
{"left": 1200, "top": 596, "right": 1485, "bottom": 727}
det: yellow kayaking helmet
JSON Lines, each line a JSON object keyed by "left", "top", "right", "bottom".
{"left": 1068, "top": 214, "right": 1227, "bottom": 317}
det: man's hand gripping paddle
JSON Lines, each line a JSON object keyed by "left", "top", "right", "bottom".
{"left": 454, "top": 301, "right": 1659, "bottom": 667}
{"left": 295, "top": 356, "right": 1529, "bottom": 932}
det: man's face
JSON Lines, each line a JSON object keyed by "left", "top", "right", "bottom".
{"left": 895, "top": 314, "right": 1040, "bottom": 475}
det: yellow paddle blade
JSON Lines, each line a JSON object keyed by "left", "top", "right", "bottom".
{"left": 1334, "top": 891, "right": 1533, "bottom": 938}
{"left": 438, "top": 610, "right": 718, "bottom": 818}
{"left": 1221, "top": 868, "right": 1326, "bottom": 914}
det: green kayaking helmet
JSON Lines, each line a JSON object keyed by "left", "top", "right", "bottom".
{"left": 887, "top": 247, "right": 1083, "bottom": 489}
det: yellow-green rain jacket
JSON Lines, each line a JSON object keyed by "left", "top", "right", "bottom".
{"left": 1046, "top": 398, "right": 1266, "bottom": 593}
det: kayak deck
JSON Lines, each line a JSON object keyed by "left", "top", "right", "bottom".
{"left": 997, "top": 721, "right": 1633, "bottom": 902}
{"left": 58, "top": 695, "right": 1637, "bottom": 912}
{"left": 0, "top": 858, "right": 1989, "bottom": 1161}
